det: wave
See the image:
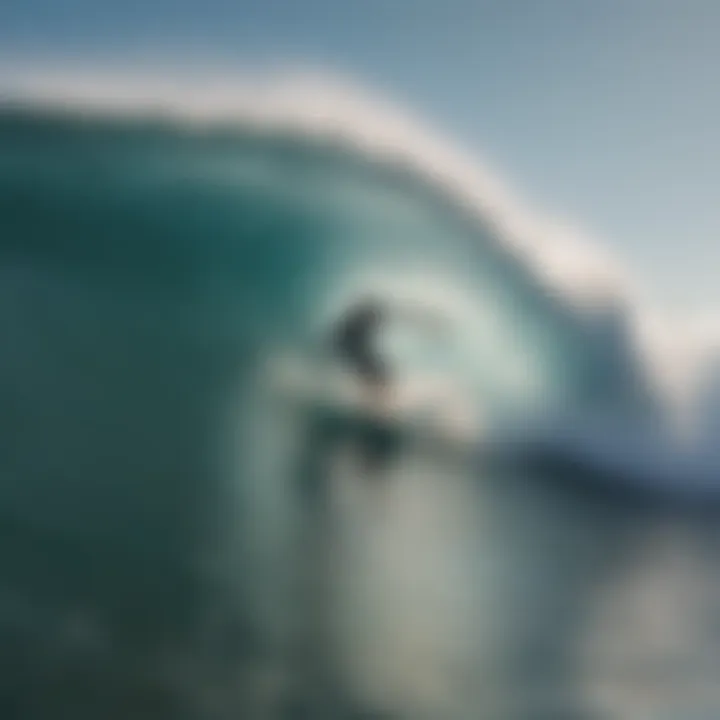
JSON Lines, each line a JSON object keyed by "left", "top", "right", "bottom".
{"left": 4, "top": 65, "right": 720, "bottom": 719}
{"left": 1, "top": 65, "right": 719, "bottom": 478}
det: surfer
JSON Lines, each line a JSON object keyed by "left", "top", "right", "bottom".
{"left": 330, "top": 295, "right": 448, "bottom": 416}
{"left": 331, "top": 297, "right": 390, "bottom": 413}
{"left": 326, "top": 296, "right": 462, "bottom": 474}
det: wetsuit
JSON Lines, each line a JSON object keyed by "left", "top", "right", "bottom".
{"left": 331, "top": 300, "right": 397, "bottom": 473}
{"left": 332, "top": 300, "right": 389, "bottom": 387}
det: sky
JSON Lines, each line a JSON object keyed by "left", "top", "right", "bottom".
{"left": 1, "top": 0, "right": 719, "bottom": 318}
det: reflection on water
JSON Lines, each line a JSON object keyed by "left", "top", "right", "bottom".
{"left": 4, "top": 344, "right": 720, "bottom": 720}
{"left": 240, "top": 402, "right": 720, "bottom": 720}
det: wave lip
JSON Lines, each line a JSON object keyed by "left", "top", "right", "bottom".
{"left": 0, "top": 65, "right": 625, "bottom": 301}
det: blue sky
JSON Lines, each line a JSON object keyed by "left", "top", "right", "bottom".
{"left": 2, "top": 0, "right": 719, "bottom": 315}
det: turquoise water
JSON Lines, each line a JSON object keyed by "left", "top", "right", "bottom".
{"left": 0, "top": 105, "right": 718, "bottom": 719}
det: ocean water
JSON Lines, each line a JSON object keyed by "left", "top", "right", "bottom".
{"left": 1, "top": 80, "right": 720, "bottom": 720}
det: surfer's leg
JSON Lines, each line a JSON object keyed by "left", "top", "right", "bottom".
{"left": 357, "top": 353, "right": 392, "bottom": 416}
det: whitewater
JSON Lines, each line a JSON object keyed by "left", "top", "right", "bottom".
{"left": 2, "top": 67, "right": 720, "bottom": 720}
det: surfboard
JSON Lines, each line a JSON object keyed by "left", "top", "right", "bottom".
{"left": 266, "top": 353, "right": 483, "bottom": 455}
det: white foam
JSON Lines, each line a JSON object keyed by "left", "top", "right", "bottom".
{"left": 0, "top": 65, "right": 627, "bottom": 297}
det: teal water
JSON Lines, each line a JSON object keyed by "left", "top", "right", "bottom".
{"left": 0, "top": 105, "right": 718, "bottom": 719}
